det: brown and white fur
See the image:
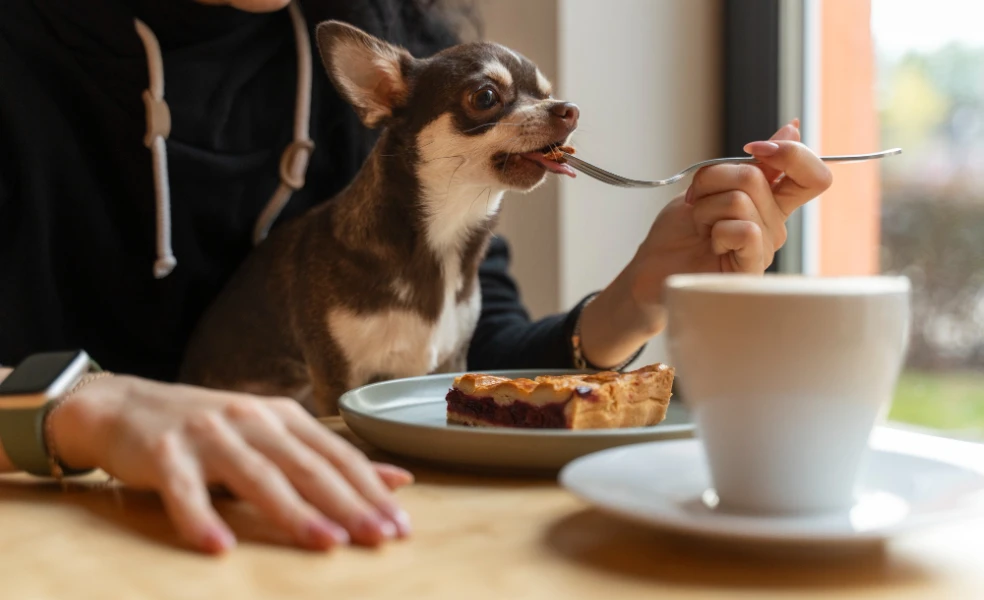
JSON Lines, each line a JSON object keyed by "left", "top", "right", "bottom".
{"left": 178, "top": 21, "right": 579, "bottom": 416}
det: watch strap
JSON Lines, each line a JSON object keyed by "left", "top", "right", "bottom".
{"left": 0, "top": 406, "right": 56, "bottom": 476}
{"left": 0, "top": 356, "right": 102, "bottom": 477}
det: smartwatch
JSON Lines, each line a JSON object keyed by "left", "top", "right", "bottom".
{"left": 0, "top": 350, "right": 98, "bottom": 476}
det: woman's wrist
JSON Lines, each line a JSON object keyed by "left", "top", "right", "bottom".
{"left": 577, "top": 268, "right": 667, "bottom": 369}
{"left": 0, "top": 366, "right": 107, "bottom": 474}
{"left": 47, "top": 376, "right": 121, "bottom": 472}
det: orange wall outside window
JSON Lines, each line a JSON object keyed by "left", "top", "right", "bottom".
{"left": 818, "top": 0, "right": 881, "bottom": 276}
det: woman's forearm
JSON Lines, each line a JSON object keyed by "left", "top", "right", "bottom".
{"left": 577, "top": 268, "right": 666, "bottom": 369}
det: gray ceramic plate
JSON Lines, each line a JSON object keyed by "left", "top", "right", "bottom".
{"left": 338, "top": 369, "right": 695, "bottom": 473}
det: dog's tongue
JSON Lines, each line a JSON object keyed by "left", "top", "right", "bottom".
{"left": 520, "top": 152, "right": 576, "bottom": 177}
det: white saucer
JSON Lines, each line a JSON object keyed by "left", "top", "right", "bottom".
{"left": 559, "top": 438, "right": 984, "bottom": 545}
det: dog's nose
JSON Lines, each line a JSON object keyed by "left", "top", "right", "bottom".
{"left": 549, "top": 102, "right": 579, "bottom": 128}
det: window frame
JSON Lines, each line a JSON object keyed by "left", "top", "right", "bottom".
{"left": 722, "top": 0, "right": 821, "bottom": 275}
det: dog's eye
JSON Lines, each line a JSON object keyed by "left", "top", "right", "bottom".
{"left": 471, "top": 88, "right": 500, "bottom": 111}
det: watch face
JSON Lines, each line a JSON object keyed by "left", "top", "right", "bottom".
{"left": 0, "top": 351, "right": 85, "bottom": 395}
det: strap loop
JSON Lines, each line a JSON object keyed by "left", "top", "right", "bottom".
{"left": 278, "top": 139, "right": 315, "bottom": 191}
{"left": 141, "top": 90, "right": 171, "bottom": 148}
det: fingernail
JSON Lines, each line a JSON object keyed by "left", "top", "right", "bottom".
{"left": 790, "top": 117, "right": 801, "bottom": 129}
{"left": 684, "top": 184, "right": 696, "bottom": 205}
{"left": 378, "top": 516, "right": 398, "bottom": 540}
{"left": 305, "top": 518, "right": 349, "bottom": 549}
{"left": 323, "top": 520, "right": 351, "bottom": 545}
{"left": 352, "top": 513, "right": 397, "bottom": 544}
{"left": 202, "top": 527, "right": 236, "bottom": 554}
{"left": 743, "top": 141, "right": 780, "bottom": 156}
{"left": 384, "top": 507, "right": 412, "bottom": 538}
{"left": 389, "top": 466, "right": 415, "bottom": 486}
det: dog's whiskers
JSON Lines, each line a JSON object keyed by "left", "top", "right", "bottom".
{"left": 468, "top": 186, "right": 492, "bottom": 212}
{"left": 460, "top": 122, "right": 525, "bottom": 135}
{"left": 445, "top": 157, "right": 467, "bottom": 197}
{"left": 422, "top": 154, "right": 467, "bottom": 164}
{"left": 380, "top": 138, "right": 435, "bottom": 158}
{"left": 422, "top": 133, "right": 527, "bottom": 169}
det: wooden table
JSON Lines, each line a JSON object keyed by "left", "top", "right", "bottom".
{"left": 1, "top": 420, "right": 983, "bottom": 600}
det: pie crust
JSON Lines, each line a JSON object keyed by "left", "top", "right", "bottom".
{"left": 446, "top": 363, "right": 674, "bottom": 429}
{"left": 542, "top": 145, "right": 575, "bottom": 162}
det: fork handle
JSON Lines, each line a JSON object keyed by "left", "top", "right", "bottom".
{"left": 816, "top": 148, "right": 904, "bottom": 163}
{"left": 700, "top": 147, "right": 903, "bottom": 168}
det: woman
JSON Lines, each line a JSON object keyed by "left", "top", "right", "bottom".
{"left": 0, "top": 0, "right": 832, "bottom": 553}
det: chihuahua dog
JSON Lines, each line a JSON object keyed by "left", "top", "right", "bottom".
{"left": 179, "top": 21, "right": 579, "bottom": 416}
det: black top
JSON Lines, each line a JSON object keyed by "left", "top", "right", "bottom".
{"left": 0, "top": 0, "right": 589, "bottom": 379}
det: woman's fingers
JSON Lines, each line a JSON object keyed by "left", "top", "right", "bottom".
{"left": 152, "top": 432, "right": 235, "bottom": 554}
{"left": 268, "top": 400, "right": 411, "bottom": 536}
{"left": 742, "top": 139, "right": 833, "bottom": 217}
{"left": 755, "top": 119, "right": 801, "bottom": 183}
{"left": 372, "top": 463, "right": 414, "bottom": 490}
{"left": 687, "top": 165, "right": 787, "bottom": 249}
{"left": 225, "top": 399, "right": 403, "bottom": 544}
{"left": 239, "top": 437, "right": 397, "bottom": 545}
{"left": 710, "top": 220, "right": 767, "bottom": 273}
{"left": 190, "top": 413, "right": 347, "bottom": 551}
{"left": 69, "top": 375, "right": 414, "bottom": 553}
{"left": 262, "top": 438, "right": 397, "bottom": 546}
{"left": 685, "top": 119, "right": 828, "bottom": 255}
{"left": 690, "top": 190, "right": 760, "bottom": 233}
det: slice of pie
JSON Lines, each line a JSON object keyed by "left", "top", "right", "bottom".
{"left": 542, "top": 144, "right": 575, "bottom": 163}
{"left": 445, "top": 363, "right": 674, "bottom": 429}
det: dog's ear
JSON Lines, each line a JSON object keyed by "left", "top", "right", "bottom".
{"left": 316, "top": 21, "right": 413, "bottom": 129}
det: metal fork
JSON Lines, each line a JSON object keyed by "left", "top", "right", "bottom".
{"left": 560, "top": 147, "right": 902, "bottom": 188}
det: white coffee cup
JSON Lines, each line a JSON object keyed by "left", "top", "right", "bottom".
{"left": 664, "top": 273, "right": 911, "bottom": 515}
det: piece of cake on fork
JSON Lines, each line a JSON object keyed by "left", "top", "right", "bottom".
{"left": 445, "top": 363, "right": 675, "bottom": 429}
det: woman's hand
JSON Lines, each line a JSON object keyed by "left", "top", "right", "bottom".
{"left": 577, "top": 120, "right": 834, "bottom": 367}
{"left": 37, "top": 374, "right": 413, "bottom": 554}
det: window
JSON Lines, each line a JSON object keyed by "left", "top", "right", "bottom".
{"left": 810, "top": 0, "right": 984, "bottom": 439}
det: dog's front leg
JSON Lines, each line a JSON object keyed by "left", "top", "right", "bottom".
{"left": 434, "top": 347, "right": 467, "bottom": 374}
{"left": 296, "top": 333, "right": 352, "bottom": 416}
{"left": 308, "top": 368, "right": 350, "bottom": 417}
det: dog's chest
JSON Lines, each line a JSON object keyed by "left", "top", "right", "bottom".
{"left": 431, "top": 255, "right": 481, "bottom": 365}
{"left": 327, "top": 256, "right": 480, "bottom": 387}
